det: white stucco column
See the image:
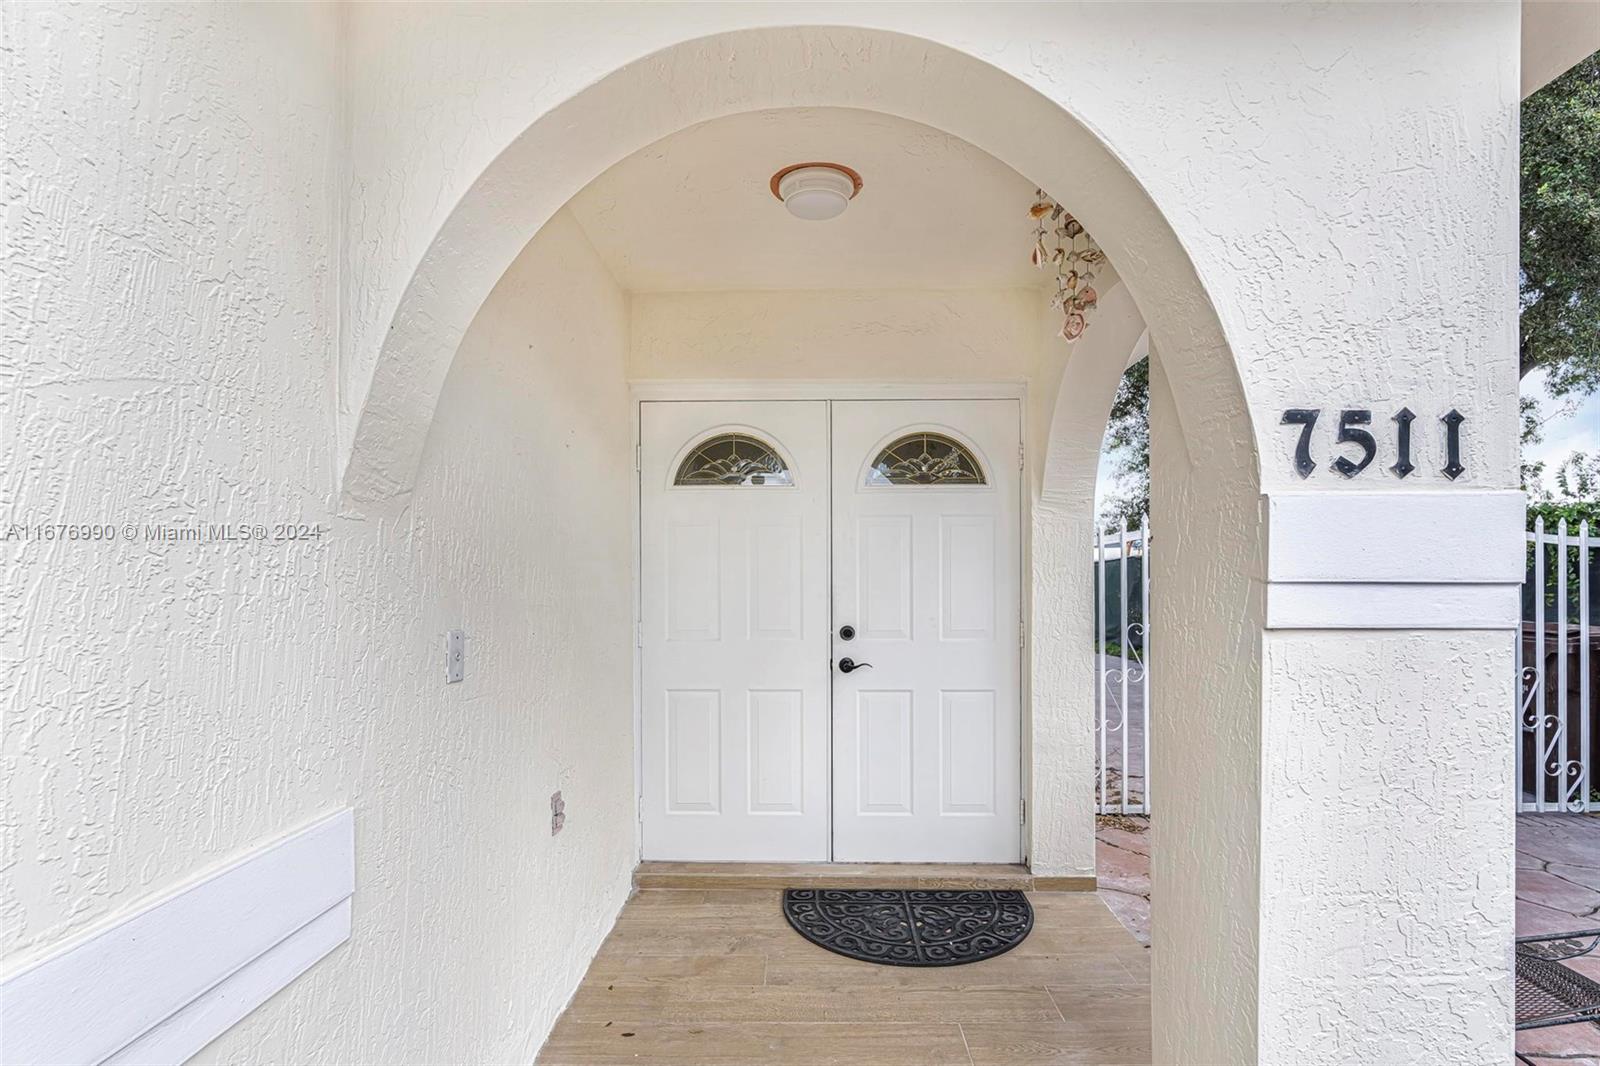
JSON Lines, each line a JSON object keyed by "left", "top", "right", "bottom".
{"left": 1254, "top": 491, "right": 1521, "bottom": 1058}
{"left": 1150, "top": 373, "right": 1522, "bottom": 1064}
{"left": 1145, "top": 346, "right": 1269, "bottom": 1061}
{"left": 1029, "top": 281, "right": 1148, "bottom": 882}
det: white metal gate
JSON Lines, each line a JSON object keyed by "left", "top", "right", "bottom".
{"left": 1519, "top": 518, "right": 1595, "bottom": 813}
{"left": 1090, "top": 515, "right": 1599, "bottom": 817}
{"left": 1095, "top": 519, "right": 1149, "bottom": 814}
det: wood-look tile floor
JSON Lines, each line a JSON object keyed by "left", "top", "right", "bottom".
{"left": 537, "top": 889, "right": 1151, "bottom": 1065}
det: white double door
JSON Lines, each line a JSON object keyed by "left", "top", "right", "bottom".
{"left": 640, "top": 398, "right": 1020, "bottom": 863}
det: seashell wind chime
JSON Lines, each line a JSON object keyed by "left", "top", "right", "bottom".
{"left": 1030, "top": 189, "right": 1105, "bottom": 341}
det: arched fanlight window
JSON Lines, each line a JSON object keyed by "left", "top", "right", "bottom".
{"left": 867, "top": 432, "right": 986, "bottom": 486}
{"left": 674, "top": 433, "right": 793, "bottom": 486}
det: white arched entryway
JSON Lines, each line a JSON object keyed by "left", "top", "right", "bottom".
{"left": 341, "top": 24, "right": 1267, "bottom": 1062}
{"left": 339, "top": 24, "right": 1278, "bottom": 1065}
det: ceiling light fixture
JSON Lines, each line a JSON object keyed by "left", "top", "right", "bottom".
{"left": 770, "top": 162, "right": 863, "bottom": 221}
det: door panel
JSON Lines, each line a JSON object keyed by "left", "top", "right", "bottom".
{"left": 665, "top": 689, "right": 720, "bottom": 812}
{"left": 856, "top": 689, "right": 915, "bottom": 813}
{"left": 858, "top": 516, "right": 914, "bottom": 639}
{"left": 941, "top": 516, "right": 996, "bottom": 639}
{"left": 941, "top": 690, "right": 997, "bottom": 813}
{"left": 749, "top": 525, "right": 804, "bottom": 639}
{"left": 748, "top": 688, "right": 804, "bottom": 812}
{"left": 640, "top": 401, "right": 830, "bottom": 860}
{"left": 830, "top": 400, "right": 1021, "bottom": 862}
{"left": 665, "top": 522, "right": 720, "bottom": 640}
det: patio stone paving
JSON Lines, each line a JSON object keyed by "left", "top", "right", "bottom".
{"left": 1518, "top": 814, "right": 1600, "bottom": 1066}
{"left": 1094, "top": 812, "right": 1600, "bottom": 1063}
{"left": 1095, "top": 817, "right": 1151, "bottom": 947}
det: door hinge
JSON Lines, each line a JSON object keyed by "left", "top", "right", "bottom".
{"left": 1019, "top": 619, "right": 1026, "bottom": 648}
{"left": 1020, "top": 798, "right": 1027, "bottom": 825}
{"left": 1018, "top": 442, "right": 1025, "bottom": 470}
{"left": 635, "top": 444, "right": 641, "bottom": 473}
{"left": 635, "top": 620, "right": 643, "bottom": 648}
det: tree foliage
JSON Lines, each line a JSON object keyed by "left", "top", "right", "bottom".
{"left": 1521, "top": 52, "right": 1600, "bottom": 392}
{"left": 1529, "top": 495, "right": 1600, "bottom": 534}
{"left": 1098, "top": 357, "right": 1149, "bottom": 529}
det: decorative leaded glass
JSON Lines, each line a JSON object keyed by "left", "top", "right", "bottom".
{"left": 674, "top": 433, "right": 792, "bottom": 486}
{"left": 867, "top": 432, "right": 986, "bottom": 486}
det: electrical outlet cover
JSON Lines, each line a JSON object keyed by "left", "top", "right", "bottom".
{"left": 445, "top": 629, "right": 465, "bottom": 683}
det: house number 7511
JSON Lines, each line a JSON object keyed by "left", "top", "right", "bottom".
{"left": 1280, "top": 408, "right": 1464, "bottom": 480}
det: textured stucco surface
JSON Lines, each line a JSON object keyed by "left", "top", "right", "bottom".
{"left": 4, "top": 4, "right": 637, "bottom": 1057}
{"left": 200, "top": 209, "right": 636, "bottom": 1064}
{"left": 4, "top": 1, "right": 348, "bottom": 955}
{"left": 6, "top": 3, "right": 1524, "bottom": 1064}
{"left": 1260, "top": 630, "right": 1516, "bottom": 1061}
{"left": 1146, "top": 348, "right": 1267, "bottom": 1063}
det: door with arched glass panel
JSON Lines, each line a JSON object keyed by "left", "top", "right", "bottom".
{"left": 639, "top": 401, "right": 831, "bottom": 860}
{"left": 830, "top": 400, "right": 1022, "bottom": 862}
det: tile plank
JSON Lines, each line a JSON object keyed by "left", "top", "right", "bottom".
{"left": 565, "top": 984, "right": 1063, "bottom": 1025}
{"left": 577, "top": 954, "right": 767, "bottom": 988}
{"left": 539, "top": 1021, "right": 973, "bottom": 1065}
{"left": 763, "top": 953, "right": 1146, "bottom": 990}
{"left": 962, "top": 1022, "right": 1152, "bottom": 1066}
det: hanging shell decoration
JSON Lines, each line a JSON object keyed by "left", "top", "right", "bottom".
{"left": 1030, "top": 189, "right": 1104, "bottom": 341}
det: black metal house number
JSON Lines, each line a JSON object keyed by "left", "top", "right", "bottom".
{"left": 1279, "top": 407, "right": 1464, "bottom": 480}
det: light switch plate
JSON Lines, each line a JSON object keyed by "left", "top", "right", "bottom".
{"left": 445, "top": 629, "right": 465, "bottom": 683}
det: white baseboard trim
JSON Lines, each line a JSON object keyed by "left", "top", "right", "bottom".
{"left": 1, "top": 808, "right": 353, "bottom": 1066}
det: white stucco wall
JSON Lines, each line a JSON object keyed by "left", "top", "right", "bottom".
{"left": 1259, "top": 630, "right": 1516, "bottom": 1061}
{"left": 4, "top": 0, "right": 347, "bottom": 958}
{"left": 9, "top": 4, "right": 1524, "bottom": 1064}
{"left": 4, "top": 3, "right": 637, "bottom": 1058}
{"left": 630, "top": 288, "right": 1040, "bottom": 383}
{"left": 199, "top": 208, "right": 637, "bottom": 1065}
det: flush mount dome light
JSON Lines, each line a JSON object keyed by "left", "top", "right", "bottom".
{"left": 770, "top": 162, "right": 863, "bottom": 221}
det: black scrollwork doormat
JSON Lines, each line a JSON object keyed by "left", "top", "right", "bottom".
{"left": 782, "top": 888, "right": 1033, "bottom": 966}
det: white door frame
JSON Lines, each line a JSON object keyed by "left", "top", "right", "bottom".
{"left": 630, "top": 381, "right": 1031, "bottom": 864}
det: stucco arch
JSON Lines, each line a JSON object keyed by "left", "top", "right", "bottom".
{"left": 338, "top": 24, "right": 1257, "bottom": 512}
{"left": 342, "top": 24, "right": 1268, "bottom": 1061}
{"left": 1028, "top": 280, "right": 1151, "bottom": 882}
{"left": 1038, "top": 282, "right": 1151, "bottom": 513}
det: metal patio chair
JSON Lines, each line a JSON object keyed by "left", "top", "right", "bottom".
{"left": 1516, "top": 928, "right": 1600, "bottom": 1064}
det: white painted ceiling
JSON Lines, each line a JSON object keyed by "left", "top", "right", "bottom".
{"left": 566, "top": 108, "right": 1045, "bottom": 293}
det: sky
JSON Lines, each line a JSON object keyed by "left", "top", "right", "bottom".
{"left": 1523, "top": 368, "right": 1600, "bottom": 490}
